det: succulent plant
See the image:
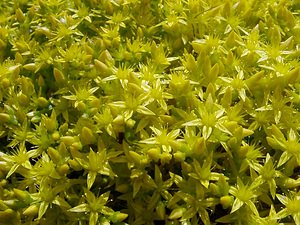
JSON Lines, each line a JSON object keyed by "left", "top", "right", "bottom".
{"left": 1, "top": 0, "right": 300, "bottom": 224}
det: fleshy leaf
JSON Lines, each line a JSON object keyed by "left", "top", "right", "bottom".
{"left": 231, "top": 199, "right": 244, "bottom": 213}
{"left": 68, "top": 204, "right": 89, "bottom": 213}
{"left": 38, "top": 201, "right": 49, "bottom": 219}
{"left": 87, "top": 171, "right": 97, "bottom": 189}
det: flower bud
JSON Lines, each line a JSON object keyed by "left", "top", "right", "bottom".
{"left": 38, "top": 75, "right": 45, "bottom": 87}
{"left": 15, "top": 52, "right": 23, "bottom": 64}
{"left": 16, "top": 8, "right": 25, "bottom": 23}
{"left": 81, "top": 126, "right": 96, "bottom": 145}
{"left": 58, "top": 142, "right": 67, "bottom": 155}
{"left": 90, "top": 98, "right": 101, "bottom": 108}
{"left": 57, "top": 164, "right": 70, "bottom": 175}
{"left": 68, "top": 159, "right": 82, "bottom": 171}
{"left": 99, "top": 50, "right": 114, "bottom": 63}
{"left": 0, "top": 179, "right": 7, "bottom": 187}
{"left": 174, "top": 152, "right": 186, "bottom": 162}
{"left": 53, "top": 68, "right": 65, "bottom": 84}
{"left": 13, "top": 188, "right": 31, "bottom": 202}
{"left": 129, "top": 151, "right": 142, "bottom": 165}
{"left": 113, "top": 115, "right": 124, "bottom": 125}
{"left": 220, "top": 195, "right": 234, "bottom": 209}
{"left": 209, "top": 183, "right": 220, "bottom": 196}
{"left": 23, "top": 204, "right": 38, "bottom": 217}
{"left": 161, "top": 152, "right": 172, "bottom": 165}
{"left": 147, "top": 148, "right": 161, "bottom": 162}
{"left": 76, "top": 101, "right": 86, "bottom": 111}
{"left": 47, "top": 147, "right": 61, "bottom": 163}
{"left": 0, "top": 208, "right": 14, "bottom": 220}
{"left": 94, "top": 59, "right": 110, "bottom": 76}
{"left": 70, "top": 141, "right": 82, "bottom": 151}
{"left": 60, "top": 136, "right": 75, "bottom": 146}
{"left": 0, "top": 113, "right": 10, "bottom": 123}
{"left": 37, "top": 97, "right": 49, "bottom": 108}
{"left": 23, "top": 63, "right": 36, "bottom": 72}
{"left": 1, "top": 78, "right": 10, "bottom": 88}
{"left": 51, "top": 131, "right": 60, "bottom": 141}
{"left": 125, "top": 119, "right": 135, "bottom": 128}
{"left": 17, "top": 93, "right": 29, "bottom": 106}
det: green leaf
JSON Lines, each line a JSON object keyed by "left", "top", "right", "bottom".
{"left": 147, "top": 192, "right": 160, "bottom": 211}
{"left": 89, "top": 211, "right": 99, "bottom": 225}
{"left": 52, "top": 197, "right": 71, "bottom": 209}
{"left": 246, "top": 200, "right": 259, "bottom": 216}
{"left": 266, "top": 137, "right": 284, "bottom": 150}
{"left": 198, "top": 207, "right": 211, "bottom": 225}
{"left": 87, "top": 171, "right": 97, "bottom": 190}
{"left": 109, "top": 211, "right": 128, "bottom": 223}
{"left": 270, "top": 124, "right": 285, "bottom": 141}
{"left": 276, "top": 194, "right": 288, "bottom": 206}
{"left": 277, "top": 151, "right": 292, "bottom": 168}
{"left": 182, "top": 119, "right": 202, "bottom": 127}
{"left": 293, "top": 213, "right": 300, "bottom": 225}
{"left": 268, "top": 179, "right": 277, "bottom": 199}
{"left": 181, "top": 207, "right": 197, "bottom": 220}
{"left": 216, "top": 213, "right": 235, "bottom": 223}
{"left": 38, "top": 201, "right": 49, "bottom": 219}
{"left": 169, "top": 207, "right": 186, "bottom": 220}
{"left": 68, "top": 204, "right": 89, "bottom": 213}
{"left": 99, "top": 205, "right": 114, "bottom": 215}
{"left": 136, "top": 105, "right": 156, "bottom": 115}
{"left": 132, "top": 180, "right": 142, "bottom": 198}
{"left": 202, "top": 125, "right": 213, "bottom": 140}
{"left": 6, "top": 164, "right": 19, "bottom": 179}
{"left": 231, "top": 198, "right": 244, "bottom": 213}
{"left": 276, "top": 208, "right": 289, "bottom": 220}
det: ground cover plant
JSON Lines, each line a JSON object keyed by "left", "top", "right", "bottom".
{"left": 0, "top": 0, "right": 300, "bottom": 224}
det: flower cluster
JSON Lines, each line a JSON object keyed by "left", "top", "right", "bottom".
{"left": 0, "top": 0, "right": 300, "bottom": 224}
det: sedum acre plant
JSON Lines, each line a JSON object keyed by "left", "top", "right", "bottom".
{"left": 1, "top": 0, "right": 300, "bottom": 224}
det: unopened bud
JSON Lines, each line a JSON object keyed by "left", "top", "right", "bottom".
{"left": 60, "top": 136, "right": 75, "bottom": 146}
{"left": 1, "top": 78, "right": 10, "bottom": 88}
{"left": 51, "top": 131, "right": 60, "bottom": 141}
{"left": 68, "top": 159, "right": 82, "bottom": 171}
{"left": 37, "top": 97, "right": 49, "bottom": 108}
{"left": 57, "top": 164, "right": 70, "bottom": 175}
{"left": 53, "top": 68, "right": 65, "bottom": 83}
{"left": 81, "top": 126, "right": 96, "bottom": 145}
{"left": 47, "top": 147, "right": 61, "bottom": 163}
{"left": 220, "top": 195, "right": 234, "bottom": 209}
{"left": 0, "top": 113, "right": 10, "bottom": 123}
{"left": 147, "top": 148, "right": 161, "bottom": 162}
{"left": 23, "top": 204, "right": 38, "bottom": 217}
{"left": 23, "top": 63, "right": 36, "bottom": 72}
{"left": 16, "top": 8, "right": 25, "bottom": 23}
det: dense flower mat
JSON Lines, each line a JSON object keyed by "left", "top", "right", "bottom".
{"left": 0, "top": 0, "right": 300, "bottom": 224}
